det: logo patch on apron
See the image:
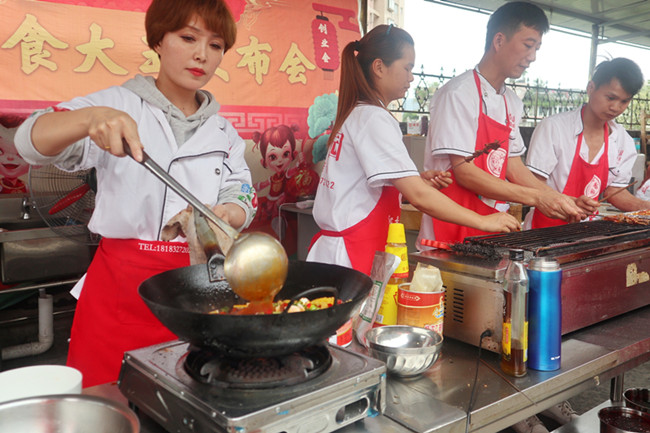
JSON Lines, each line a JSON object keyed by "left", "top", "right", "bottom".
{"left": 486, "top": 147, "right": 507, "bottom": 177}
{"left": 584, "top": 174, "right": 602, "bottom": 199}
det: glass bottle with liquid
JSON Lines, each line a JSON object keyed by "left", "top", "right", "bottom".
{"left": 374, "top": 223, "right": 408, "bottom": 326}
{"left": 501, "top": 248, "right": 529, "bottom": 377}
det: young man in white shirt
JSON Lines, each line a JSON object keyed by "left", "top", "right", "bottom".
{"left": 526, "top": 57, "right": 649, "bottom": 229}
{"left": 418, "top": 1, "right": 588, "bottom": 248}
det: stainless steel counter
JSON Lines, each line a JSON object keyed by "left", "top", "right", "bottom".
{"left": 85, "top": 305, "right": 650, "bottom": 433}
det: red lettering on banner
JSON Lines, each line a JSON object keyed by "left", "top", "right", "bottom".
{"left": 311, "top": 16, "right": 339, "bottom": 71}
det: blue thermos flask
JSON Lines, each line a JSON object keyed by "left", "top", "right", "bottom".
{"left": 528, "top": 257, "right": 562, "bottom": 371}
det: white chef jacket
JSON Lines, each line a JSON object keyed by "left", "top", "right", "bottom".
{"left": 15, "top": 85, "right": 253, "bottom": 242}
{"left": 424, "top": 68, "right": 526, "bottom": 171}
{"left": 524, "top": 108, "right": 637, "bottom": 228}
{"left": 418, "top": 68, "right": 526, "bottom": 245}
{"left": 526, "top": 108, "right": 635, "bottom": 190}
{"left": 636, "top": 180, "right": 650, "bottom": 200}
{"left": 307, "top": 104, "right": 419, "bottom": 268}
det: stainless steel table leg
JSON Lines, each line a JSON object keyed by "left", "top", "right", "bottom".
{"left": 610, "top": 374, "right": 624, "bottom": 403}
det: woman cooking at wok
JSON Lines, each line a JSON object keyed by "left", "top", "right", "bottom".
{"left": 306, "top": 24, "right": 520, "bottom": 276}
{"left": 14, "top": 0, "right": 256, "bottom": 387}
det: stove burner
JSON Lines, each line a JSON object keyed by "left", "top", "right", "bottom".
{"left": 184, "top": 344, "right": 332, "bottom": 389}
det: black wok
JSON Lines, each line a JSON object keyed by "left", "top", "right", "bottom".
{"left": 139, "top": 260, "right": 372, "bottom": 358}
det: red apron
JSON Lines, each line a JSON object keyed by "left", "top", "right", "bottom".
{"left": 309, "top": 186, "right": 400, "bottom": 276}
{"left": 431, "top": 71, "right": 512, "bottom": 243}
{"left": 532, "top": 111, "right": 609, "bottom": 229}
{"left": 67, "top": 238, "right": 190, "bottom": 387}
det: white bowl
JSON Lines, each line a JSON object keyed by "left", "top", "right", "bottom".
{"left": 0, "top": 365, "right": 82, "bottom": 403}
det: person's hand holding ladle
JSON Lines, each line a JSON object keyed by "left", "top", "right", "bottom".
{"left": 122, "top": 139, "right": 288, "bottom": 310}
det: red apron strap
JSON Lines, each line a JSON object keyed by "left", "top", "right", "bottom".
{"left": 432, "top": 71, "right": 512, "bottom": 243}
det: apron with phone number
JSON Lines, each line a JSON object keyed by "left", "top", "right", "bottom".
{"left": 532, "top": 109, "right": 609, "bottom": 229}
{"left": 67, "top": 238, "right": 189, "bottom": 387}
{"left": 309, "top": 186, "right": 400, "bottom": 276}
{"left": 431, "top": 70, "right": 512, "bottom": 243}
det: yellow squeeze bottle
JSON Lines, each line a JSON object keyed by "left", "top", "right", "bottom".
{"left": 374, "top": 223, "right": 409, "bottom": 326}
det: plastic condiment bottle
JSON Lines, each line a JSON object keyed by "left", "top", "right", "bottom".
{"left": 375, "top": 223, "right": 408, "bottom": 326}
{"left": 501, "top": 249, "right": 529, "bottom": 377}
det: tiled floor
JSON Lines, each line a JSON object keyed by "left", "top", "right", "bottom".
{"left": 1, "top": 286, "right": 648, "bottom": 432}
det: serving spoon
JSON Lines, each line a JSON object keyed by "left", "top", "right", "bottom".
{"left": 123, "top": 141, "right": 288, "bottom": 312}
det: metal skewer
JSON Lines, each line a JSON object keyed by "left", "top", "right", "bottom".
{"left": 599, "top": 181, "right": 639, "bottom": 203}
{"left": 451, "top": 140, "right": 504, "bottom": 170}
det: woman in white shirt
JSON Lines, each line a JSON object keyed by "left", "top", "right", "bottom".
{"left": 307, "top": 24, "right": 519, "bottom": 275}
{"left": 14, "top": 0, "right": 255, "bottom": 387}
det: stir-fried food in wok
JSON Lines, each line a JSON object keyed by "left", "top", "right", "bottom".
{"left": 210, "top": 296, "right": 344, "bottom": 315}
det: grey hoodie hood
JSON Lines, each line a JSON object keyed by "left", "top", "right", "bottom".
{"left": 123, "top": 74, "right": 221, "bottom": 146}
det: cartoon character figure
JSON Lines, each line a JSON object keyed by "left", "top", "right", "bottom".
{"left": 252, "top": 124, "right": 319, "bottom": 225}
{"left": 0, "top": 115, "right": 29, "bottom": 194}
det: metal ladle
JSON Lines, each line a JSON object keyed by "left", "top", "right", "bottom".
{"left": 124, "top": 142, "right": 289, "bottom": 307}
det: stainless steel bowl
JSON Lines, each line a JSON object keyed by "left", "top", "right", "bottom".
{"left": 365, "top": 325, "right": 443, "bottom": 377}
{"left": 0, "top": 394, "right": 140, "bottom": 433}
{"left": 598, "top": 405, "right": 650, "bottom": 433}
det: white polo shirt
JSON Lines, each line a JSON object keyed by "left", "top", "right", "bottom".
{"left": 307, "top": 104, "right": 419, "bottom": 267}
{"left": 526, "top": 108, "right": 635, "bottom": 191}
{"left": 524, "top": 107, "right": 636, "bottom": 228}
{"left": 418, "top": 68, "right": 526, "bottom": 245}
{"left": 636, "top": 180, "right": 650, "bottom": 200}
{"left": 424, "top": 68, "right": 526, "bottom": 172}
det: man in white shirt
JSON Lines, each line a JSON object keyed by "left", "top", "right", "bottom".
{"left": 418, "top": 1, "right": 587, "bottom": 248}
{"left": 526, "top": 57, "right": 650, "bottom": 229}
{"left": 418, "top": 3, "right": 587, "bottom": 433}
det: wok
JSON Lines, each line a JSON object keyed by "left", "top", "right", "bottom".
{"left": 139, "top": 260, "right": 372, "bottom": 358}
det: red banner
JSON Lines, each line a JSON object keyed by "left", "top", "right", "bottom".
{"left": 1, "top": 0, "right": 359, "bottom": 251}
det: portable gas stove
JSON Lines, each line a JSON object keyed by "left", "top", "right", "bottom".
{"left": 118, "top": 340, "right": 386, "bottom": 433}
{"left": 411, "top": 220, "right": 650, "bottom": 352}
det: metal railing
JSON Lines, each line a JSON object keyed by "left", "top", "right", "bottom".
{"left": 392, "top": 66, "right": 650, "bottom": 130}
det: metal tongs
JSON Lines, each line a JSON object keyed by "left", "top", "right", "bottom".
{"left": 122, "top": 141, "right": 240, "bottom": 245}
{"left": 194, "top": 210, "right": 227, "bottom": 281}
{"left": 123, "top": 140, "right": 289, "bottom": 292}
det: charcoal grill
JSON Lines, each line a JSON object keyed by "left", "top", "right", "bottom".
{"left": 410, "top": 220, "right": 650, "bottom": 352}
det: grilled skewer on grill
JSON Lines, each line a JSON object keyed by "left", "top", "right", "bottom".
{"left": 420, "top": 239, "right": 502, "bottom": 260}
{"left": 451, "top": 140, "right": 504, "bottom": 170}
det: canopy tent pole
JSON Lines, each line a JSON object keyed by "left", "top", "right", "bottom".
{"left": 359, "top": 0, "right": 368, "bottom": 34}
{"left": 588, "top": 23, "right": 600, "bottom": 79}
